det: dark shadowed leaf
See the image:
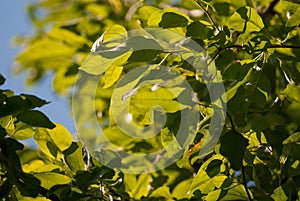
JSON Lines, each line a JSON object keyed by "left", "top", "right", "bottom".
{"left": 17, "top": 110, "right": 56, "bottom": 129}
{"left": 20, "top": 94, "right": 49, "bottom": 108}
{"left": 186, "top": 21, "right": 213, "bottom": 39}
{"left": 220, "top": 130, "right": 248, "bottom": 170}
{"left": 0, "top": 74, "right": 5, "bottom": 86}
{"left": 205, "top": 159, "right": 222, "bottom": 177}
{"left": 159, "top": 12, "right": 189, "bottom": 28}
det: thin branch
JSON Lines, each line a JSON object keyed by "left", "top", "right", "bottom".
{"left": 218, "top": 43, "right": 300, "bottom": 52}
{"left": 226, "top": 112, "right": 235, "bottom": 131}
{"left": 241, "top": 165, "right": 253, "bottom": 201}
{"left": 193, "top": 0, "right": 220, "bottom": 32}
{"left": 269, "top": 44, "right": 300, "bottom": 49}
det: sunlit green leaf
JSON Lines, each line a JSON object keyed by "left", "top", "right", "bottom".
{"left": 283, "top": 132, "right": 300, "bottom": 145}
{"left": 11, "top": 122, "right": 35, "bottom": 140}
{"left": 222, "top": 184, "right": 251, "bottom": 200}
{"left": 148, "top": 8, "right": 191, "bottom": 29}
{"left": 130, "top": 85, "right": 186, "bottom": 114}
{"left": 131, "top": 174, "right": 151, "bottom": 199}
{"left": 64, "top": 141, "right": 85, "bottom": 172}
{"left": 47, "top": 123, "right": 73, "bottom": 152}
{"left": 228, "top": 6, "right": 264, "bottom": 33}
{"left": 134, "top": 6, "right": 160, "bottom": 25}
{"left": 287, "top": 7, "right": 300, "bottom": 27}
{"left": 34, "top": 172, "right": 71, "bottom": 190}
{"left": 150, "top": 186, "right": 172, "bottom": 199}
{"left": 271, "top": 186, "right": 289, "bottom": 201}
{"left": 189, "top": 154, "right": 224, "bottom": 194}
{"left": 16, "top": 39, "right": 76, "bottom": 67}
{"left": 282, "top": 84, "right": 300, "bottom": 103}
{"left": 47, "top": 27, "right": 89, "bottom": 48}
{"left": 172, "top": 178, "right": 193, "bottom": 199}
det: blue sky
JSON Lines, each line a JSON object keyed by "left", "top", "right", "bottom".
{"left": 0, "top": 1, "right": 76, "bottom": 144}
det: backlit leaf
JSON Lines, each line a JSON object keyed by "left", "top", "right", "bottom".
{"left": 228, "top": 6, "right": 264, "bottom": 33}
{"left": 47, "top": 123, "right": 73, "bottom": 152}
{"left": 34, "top": 172, "right": 71, "bottom": 190}
{"left": 282, "top": 84, "right": 300, "bottom": 103}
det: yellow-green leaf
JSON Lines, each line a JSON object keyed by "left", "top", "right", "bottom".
{"left": 229, "top": 6, "right": 264, "bottom": 33}
{"left": 34, "top": 172, "right": 71, "bottom": 189}
{"left": 47, "top": 123, "right": 73, "bottom": 152}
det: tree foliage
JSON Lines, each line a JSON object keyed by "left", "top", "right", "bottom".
{"left": 2, "top": 0, "right": 300, "bottom": 200}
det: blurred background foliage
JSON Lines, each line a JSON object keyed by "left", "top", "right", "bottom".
{"left": 1, "top": 0, "right": 300, "bottom": 200}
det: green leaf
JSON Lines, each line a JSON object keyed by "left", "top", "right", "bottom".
{"left": 283, "top": 132, "right": 300, "bottom": 145}
{"left": 186, "top": 21, "right": 213, "bottom": 39}
{"left": 75, "top": 166, "right": 114, "bottom": 191}
{"left": 148, "top": 8, "right": 191, "bottom": 29}
{"left": 287, "top": 7, "right": 300, "bottom": 27}
{"left": 271, "top": 186, "right": 289, "bottom": 201}
{"left": 64, "top": 141, "right": 85, "bottom": 172}
{"left": 189, "top": 155, "right": 224, "bottom": 195}
{"left": 20, "top": 94, "right": 49, "bottom": 108}
{"left": 47, "top": 27, "right": 89, "bottom": 48}
{"left": 34, "top": 128, "right": 57, "bottom": 158}
{"left": 205, "top": 189, "right": 222, "bottom": 201}
{"left": 79, "top": 53, "right": 117, "bottom": 75}
{"left": 0, "top": 94, "right": 49, "bottom": 118}
{"left": 101, "top": 52, "right": 131, "bottom": 88}
{"left": 18, "top": 197, "right": 50, "bottom": 201}
{"left": 11, "top": 122, "right": 35, "bottom": 140}
{"left": 220, "top": 130, "right": 248, "bottom": 170}
{"left": 14, "top": 172, "right": 42, "bottom": 197}
{"left": 1, "top": 138, "right": 41, "bottom": 197}
{"left": 160, "top": 127, "right": 182, "bottom": 157}
{"left": 222, "top": 184, "right": 251, "bottom": 200}
{"left": 102, "top": 66, "right": 123, "bottom": 88}
{"left": 159, "top": 12, "right": 189, "bottom": 28}
{"left": 16, "top": 39, "right": 76, "bottom": 67}
{"left": 282, "top": 84, "right": 300, "bottom": 103}
{"left": 249, "top": 114, "right": 270, "bottom": 132}
{"left": 102, "top": 24, "right": 127, "bottom": 43}
{"left": 85, "top": 4, "right": 109, "bottom": 19}
{"left": 134, "top": 6, "right": 160, "bottom": 25}
{"left": 172, "top": 178, "right": 194, "bottom": 199}
{"left": 33, "top": 172, "right": 72, "bottom": 190}
{"left": 205, "top": 159, "right": 222, "bottom": 177}
{"left": 150, "top": 186, "right": 172, "bottom": 199}
{"left": 0, "top": 74, "right": 5, "bottom": 85}
{"left": 47, "top": 123, "right": 74, "bottom": 152}
{"left": 0, "top": 180, "right": 12, "bottom": 198}
{"left": 131, "top": 174, "right": 151, "bottom": 199}
{"left": 253, "top": 164, "right": 272, "bottom": 193}
{"left": 130, "top": 85, "right": 185, "bottom": 114}
{"left": 17, "top": 110, "right": 56, "bottom": 129}
{"left": 228, "top": 6, "right": 264, "bottom": 33}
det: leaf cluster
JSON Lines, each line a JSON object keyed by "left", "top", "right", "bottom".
{"left": 5, "top": 0, "right": 300, "bottom": 200}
